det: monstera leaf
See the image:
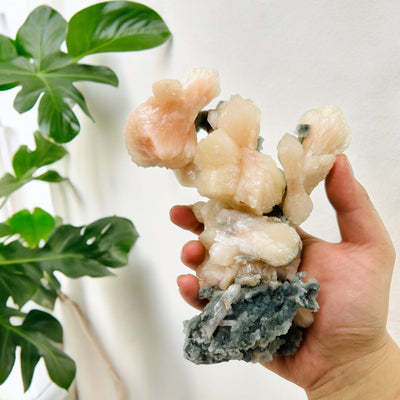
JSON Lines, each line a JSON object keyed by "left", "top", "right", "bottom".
{"left": 0, "top": 131, "right": 67, "bottom": 203}
{"left": 67, "top": 1, "right": 171, "bottom": 57}
{"left": 0, "top": 2, "right": 171, "bottom": 143}
{"left": 0, "top": 214, "right": 138, "bottom": 390}
{"left": 0, "top": 214, "right": 138, "bottom": 308}
{"left": 0, "top": 308, "right": 76, "bottom": 391}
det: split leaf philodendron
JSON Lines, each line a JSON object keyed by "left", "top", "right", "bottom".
{"left": 0, "top": 1, "right": 170, "bottom": 392}
{"left": 0, "top": 1, "right": 170, "bottom": 142}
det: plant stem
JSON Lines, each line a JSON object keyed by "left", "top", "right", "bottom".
{"left": 0, "top": 195, "right": 10, "bottom": 210}
{"left": 0, "top": 252, "right": 85, "bottom": 266}
{"left": 58, "top": 291, "right": 128, "bottom": 400}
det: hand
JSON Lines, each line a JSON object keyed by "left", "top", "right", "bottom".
{"left": 170, "top": 155, "right": 400, "bottom": 399}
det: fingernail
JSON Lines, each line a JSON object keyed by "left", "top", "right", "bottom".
{"left": 177, "top": 274, "right": 184, "bottom": 286}
{"left": 342, "top": 154, "right": 354, "bottom": 178}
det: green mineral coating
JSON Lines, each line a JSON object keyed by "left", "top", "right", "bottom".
{"left": 256, "top": 135, "right": 264, "bottom": 151}
{"left": 296, "top": 124, "right": 311, "bottom": 143}
{"left": 264, "top": 205, "right": 284, "bottom": 218}
{"left": 183, "top": 273, "right": 319, "bottom": 364}
{"left": 194, "top": 111, "right": 213, "bottom": 133}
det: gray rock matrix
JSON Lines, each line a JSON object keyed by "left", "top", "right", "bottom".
{"left": 183, "top": 273, "right": 319, "bottom": 364}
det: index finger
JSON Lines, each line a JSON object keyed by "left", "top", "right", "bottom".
{"left": 170, "top": 205, "right": 204, "bottom": 234}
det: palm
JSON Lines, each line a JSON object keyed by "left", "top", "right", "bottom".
{"left": 263, "top": 232, "right": 391, "bottom": 388}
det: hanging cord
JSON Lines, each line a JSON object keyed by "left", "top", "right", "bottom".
{"left": 58, "top": 292, "right": 128, "bottom": 400}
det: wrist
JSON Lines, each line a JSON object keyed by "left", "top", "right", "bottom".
{"left": 306, "top": 334, "right": 400, "bottom": 400}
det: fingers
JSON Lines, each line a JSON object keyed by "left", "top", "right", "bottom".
{"left": 181, "top": 240, "right": 206, "bottom": 269}
{"left": 178, "top": 241, "right": 206, "bottom": 310}
{"left": 177, "top": 274, "right": 206, "bottom": 310}
{"left": 170, "top": 205, "right": 205, "bottom": 267}
{"left": 170, "top": 205, "right": 204, "bottom": 234}
{"left": 325, "top": 155, "right": 392, "bottom": 249}
{"left": 170, "top": 205, "right": 207, "bottom": 309}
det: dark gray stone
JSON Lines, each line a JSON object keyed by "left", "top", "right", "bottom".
{"left": 183, "top": 273, "right": 319, "bottom": 364}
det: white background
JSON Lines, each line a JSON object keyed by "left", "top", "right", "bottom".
{"left": 1, "top": 1, "right": 400, "bottom": 399}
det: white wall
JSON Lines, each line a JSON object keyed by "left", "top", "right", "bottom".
{"left": 1, "top": 1, "right": 400, "bottom": 399}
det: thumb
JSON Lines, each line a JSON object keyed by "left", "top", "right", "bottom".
{"left": 325, "top": 155, "right": 391, "bottom": 248}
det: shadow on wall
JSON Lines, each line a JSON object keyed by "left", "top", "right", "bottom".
{"left": 59, "top": 245, "right": 192, "bottom": 400}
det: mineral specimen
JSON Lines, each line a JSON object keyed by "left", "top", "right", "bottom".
{"left": 184, "top": 273, "right": 319, "bottom": 364}
{"left": 124, "top": 68, "right": 220, "bottom": 168}
{"left": 124, "top": 68, "right": 351, "bottom": 364}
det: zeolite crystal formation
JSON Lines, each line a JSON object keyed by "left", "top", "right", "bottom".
{"left": 124, "top": 68, "right": 351, "bottom": 364}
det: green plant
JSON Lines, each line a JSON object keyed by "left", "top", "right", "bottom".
{"left": 0, "top": 1, "right": 170, "bottom": 393}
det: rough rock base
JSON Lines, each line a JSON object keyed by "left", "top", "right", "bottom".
{"left": 183, "top": 273, "right": 319, "bottom": 364}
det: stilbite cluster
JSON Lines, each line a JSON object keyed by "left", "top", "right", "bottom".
{"left": 124, "top": 68, "right": 351, "bottom": 363}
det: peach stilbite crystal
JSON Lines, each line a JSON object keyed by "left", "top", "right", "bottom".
{"left": 278, "top": 105, "right": 351, "bottom": 225}
{"left": 192, "top": 200, "right": 302, "bottom": 290}
{"left": 192, "top": 94, "right": 286, "bottom": 215}
{"left": 207, "top": 94, "right": 261, "bottom": 149}
{"left": 124, "top": 68, "right": 220, "bottom": 169}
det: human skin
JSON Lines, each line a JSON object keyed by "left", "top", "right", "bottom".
{"left": 170, "top": 154, "right": 400, "bottom": 399}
